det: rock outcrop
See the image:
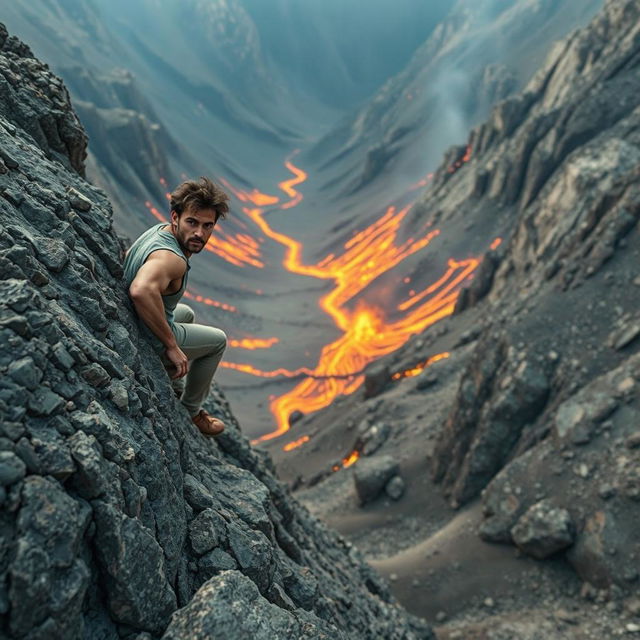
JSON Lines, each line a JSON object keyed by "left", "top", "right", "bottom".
{"left": 425, "top": 0, "right": 640, "bottom": 591}
{"left": 0, "top": 26, "right": 433, "bottom": 640}
{"left": 429, "top": 0, "right": 640, "bottom": 508}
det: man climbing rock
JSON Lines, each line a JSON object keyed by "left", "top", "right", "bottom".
{"left": 123, "top": 177, "right": 229, "bottom": 435}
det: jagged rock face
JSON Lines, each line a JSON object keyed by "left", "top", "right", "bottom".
{"left": 0, "top": 26, "right": 433, "bottom": 640}
{"left": 425, "top": 0, "right": 640, "bottom": 509}
{"left": 0, "top": 24, "right": 87, "bottom": 176}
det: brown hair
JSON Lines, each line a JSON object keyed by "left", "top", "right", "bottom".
{"left": 170, "top": 177, "right": 229, "bottom": 222}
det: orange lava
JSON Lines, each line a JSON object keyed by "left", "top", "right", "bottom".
{"left": 332, "top": 450, "right": 360, "bottom": 472}
{"left": 283, "top": 435, "right": 310, "bottom": 452}
{"left": 228, "top": 337, "right": 279, "bottom": 350}
{"left": 392, "top": 352, "right": 450, "bottom": 380}
{"left": 214, "top": 158, "right": 483, "bottom": 442}
{"left": 182, "top": 290, "right": 236, "bottom": 312}
{"left": 490, "top": 237, "right": 502, "bottom": 251}
{"left": 278, "top": 155, "right": 307, "bottom": 209}
{"left": 219, "top": 362, "right": 315, "bottom": 379}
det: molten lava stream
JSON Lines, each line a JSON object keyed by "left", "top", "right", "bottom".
{"left": 218, "top": 159, "right": 483, "bottom": 445}
{"left": 257, "top": 256, "right": 479, "bottom": 443}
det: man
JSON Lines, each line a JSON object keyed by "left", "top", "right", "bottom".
{"left": 123, "top": 177, "right": 229, "bottom": 435}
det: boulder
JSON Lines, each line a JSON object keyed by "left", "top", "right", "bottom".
{"left": 511, "top": 500, "right": 575, "bottom": 559}
{"left": 353, "top": 455, "right": 400, "bottom": 505}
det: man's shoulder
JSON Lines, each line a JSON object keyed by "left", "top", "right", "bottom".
{"left": 145, "top": 249, "right": 187, "bottom": 274}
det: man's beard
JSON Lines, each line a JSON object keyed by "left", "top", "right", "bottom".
{"left": 176, "top": 225, "right": 205, "bottom": 253}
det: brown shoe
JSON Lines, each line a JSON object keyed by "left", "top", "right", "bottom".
{"left": 192, "top": 410, "right": 225, "bottom": 436}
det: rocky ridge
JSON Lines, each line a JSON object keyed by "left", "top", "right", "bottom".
{"left": 0, "top": 26, "right": 433, "bottom": 640}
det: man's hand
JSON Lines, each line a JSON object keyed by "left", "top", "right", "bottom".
{"left": 165, "top": 345, "right": 189, "bottom": 379}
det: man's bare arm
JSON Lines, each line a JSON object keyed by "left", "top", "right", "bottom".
{"left": 128, "top": 251, "right": 189, "bottom": 378}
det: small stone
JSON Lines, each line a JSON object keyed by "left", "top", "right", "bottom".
{"left": 389, "top": 573, "right": 398, "bottom": 582}
{"left": 484, "top": 597, "right": 495, "bottom": 608}
{"left": 599, "top": 484, "right": 617, "bottom": 500}
{"left": 626, "top": 623, "right": 640, "bottom": 633}
{"left": 109, "top": 381, "right": 129, "bottom": 412}
{"left": 361, "top": 422, "right": 391, "bottom": 456}
{"left": 385, "top": 475, "right": 406, "bottom": 500}
{"left": 415, "top": 370, "right": 438, "bottom": 391}
{"left": 51, "top": 342, "right": 75, "bottom": 371}
{"left": 80, "top": 363, "right": 110, "bottom": 388}
{"left": 615, "top": 326, "right": 640, "bottom": 351}
{"left": 7, "top": 356, "right": 42, "bottom": 390}
{"left": 0, "top": 451, "right": 26, "bottom": 485}
{"left": 618, "top": 377, "right": 636, "bottom": 394}
{"left": 554, "top": 608, "right": 579, "bottom": 625}
{"left": 576, "top": 463, "right": 589, "bottom": 478}
{"left": 67, "top": 187, "right": 92, "bottom": 212}
{"left": 625, "top": 433, "right": 640, "bottom": 450}
{"left": 435, "top": 611, "right": 447, "bottom": 623}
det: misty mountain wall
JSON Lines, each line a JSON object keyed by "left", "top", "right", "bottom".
{"left": 306, "top": 0, "right": 604, "bottom": 197}
{"left": 0, "top": 25, "right": 433, "bottom": 640}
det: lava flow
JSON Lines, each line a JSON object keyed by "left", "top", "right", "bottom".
{"left": 214, "top": 157, "right": 480, "bottom": 444}
{"left": 150, "top": 156, "right": 479, "bottom": 446}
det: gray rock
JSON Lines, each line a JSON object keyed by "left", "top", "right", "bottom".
{"left": 67, "top": 187, "right": 92, "bottom": 212}
{"left": 511, "top": 500, "right": 575, "bottom": 559}
{"left": 27, "top": 387, "right": 65, "bottom": 416}
{"left": 363, "top": 365, "right": 391, "bottom": 399}
{"left": 188, "top": 508, "right": 225, "bottom": 556}
{"left": 93, "top": 502, "right": 177, "bottom": 633}
{"left": 226, "top": 520, "right": 275, "bottom": 593}
{"left": 415, "top": 370, "right": 438, "bottom": 391}
{"left": 198, "top": 548, "right": 237, "bottom": 579}
{"left": 109, "top": 380, "right": 129, "bottom": 412}
{"left": 161, "top": 571, "right": 341, "bottom": 640}
{"left": 353, "top": 455, "right": 400, "bottom": 505}
{"left": 385, "top": 475, "right": 406, "bottom": 500}
{"left": 361, "top": 422, "right": 391, "bottom": 456}
{"left": 0, "top": 451, "right": 26, "bottom": 485}
{"left": 7, "top": 356, "right": 42, "bottom": 390}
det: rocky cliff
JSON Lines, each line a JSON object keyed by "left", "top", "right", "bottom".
{"left": 0, "top": 26, "right": 433, "bottom": 640}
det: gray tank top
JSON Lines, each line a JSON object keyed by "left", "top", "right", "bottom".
{"left": 123, "top": 223, "right": 190, "bottom": 351}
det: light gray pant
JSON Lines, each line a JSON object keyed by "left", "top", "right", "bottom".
{"left": 168, "top": 303, "right": 227, "bottom": 417}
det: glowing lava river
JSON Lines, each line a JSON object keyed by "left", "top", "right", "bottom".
{"left": 146, "top": 154, "right": 487, "bottom": 449}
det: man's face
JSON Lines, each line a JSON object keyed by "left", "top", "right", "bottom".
{"left": 171, "top": 207, "right": 217, "bottom": 255}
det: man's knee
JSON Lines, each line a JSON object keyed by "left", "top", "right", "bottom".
{"left": 211, "top": 328, "right": 227, "bottom": 353}
{"left": 175, "top": 303, "right": 195, "bottom": 324}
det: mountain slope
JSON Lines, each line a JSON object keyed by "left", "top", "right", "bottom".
{"left": 0, "top": 24, "right": 433, "bottom": 640}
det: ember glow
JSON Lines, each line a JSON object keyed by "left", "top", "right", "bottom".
{"left": 228, "top": 337, "right": 279, "bottom": 349}
{"left": 490, "top": 237, "right": 502, "bottom": 251}
{"left": 283, "top": 435, "right": 310, "bottom": 452}
{"left": 182, "top": 291, "right": 236, "bottom": 312}
{"left": 392, "top": 352, "right": 450, "bottom": 380}
{"left": 332, "top": 450, "right": 360, "bottom": 472}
